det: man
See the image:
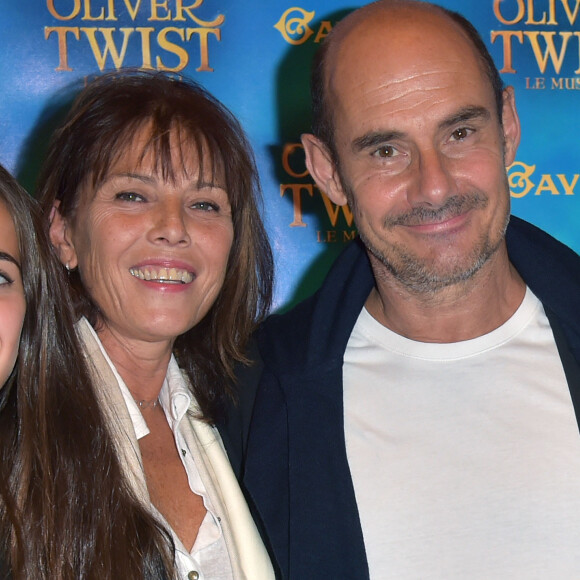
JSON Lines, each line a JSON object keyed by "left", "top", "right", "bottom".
{"left": 238, "top": 1, "right": 580, "bottom": 578}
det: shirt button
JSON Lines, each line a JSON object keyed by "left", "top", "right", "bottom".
{"left": 181, "top": 449, "right": 187, "bottom": 457}
{"left": 188, "top": 572, "right": 199, "bottom": 580}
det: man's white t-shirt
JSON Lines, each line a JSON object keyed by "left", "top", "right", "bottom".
{"left": 344, "top": 288, "right": 580, "bottom": 579}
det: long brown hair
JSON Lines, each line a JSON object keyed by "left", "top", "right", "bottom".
{"left": 0, "top": 164, "right": 175, "bottom": 578}
{"left": 37, "top": 69, "right": 274, "bottom": 422}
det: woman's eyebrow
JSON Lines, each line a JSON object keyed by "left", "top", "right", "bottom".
{"left": 0, "top": 251, "right": 20, "bottom": 270}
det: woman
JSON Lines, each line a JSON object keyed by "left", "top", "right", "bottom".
{"left": 36, "top": 70, "right": 275, "bottom": 579}
{"left": 0, "top": 164, "right": 117, "bottom": 578}
{"left": 0, "top": 167, "right": 26, "bottom": 392}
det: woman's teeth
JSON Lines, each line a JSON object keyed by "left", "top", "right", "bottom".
{"left": 129, "top": 267, "right": 194, "bottom": 284}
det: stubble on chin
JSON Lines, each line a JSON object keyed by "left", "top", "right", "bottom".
{"left": 357, "top": 193, "right": 511, "bottom": 296}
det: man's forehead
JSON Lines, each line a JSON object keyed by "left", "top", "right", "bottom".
{"left": 326, "top": 6, "right": 486, "bottom": 110}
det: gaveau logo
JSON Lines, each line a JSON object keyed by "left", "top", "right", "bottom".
{"left": 45, "top": 0, "right": 224, "bottom": 72}
{"left": 274, "top": 6, "right": 332, "bottom": 45}
{"left": 508, "top": 162, "right": 579, "bottom": 197}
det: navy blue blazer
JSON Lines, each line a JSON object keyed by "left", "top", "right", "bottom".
{"left": 220, "top": 215, "right": 580, "bottom": 580}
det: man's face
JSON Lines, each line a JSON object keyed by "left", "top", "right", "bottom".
{"left": 312, "top": 8, "right": 520, "bottom": 294}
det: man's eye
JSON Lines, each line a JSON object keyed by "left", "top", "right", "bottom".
{"left": 116, "top": 191, "right": 145, "bottom": 202}
{"left": 451, "top": 127, "right": 472, "bottom": 141}
{"left": 373, "top": 145, "right": 398, "bottom": 158}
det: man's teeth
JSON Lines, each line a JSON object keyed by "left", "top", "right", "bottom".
{"left": 129, "top": 267, "right": 194, "bottom": 284}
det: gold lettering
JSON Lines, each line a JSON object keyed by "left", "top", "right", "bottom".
{"left": 491, "top": 30, "right": 524, "bottom": 73}
{"left": 82, "top": 0, "right": 116, "bottom": 21}
{"left": 282, "top": 143, "right": 309, "bottom": 179}
{"left": 557, "top": 174, "right": 579, "bottom": 194}
{"left": 525, "top": 31, "right": 573, "bottom": 74}
{"left": 122, "top": 0, "right": 142, "bottom": 20}
{"left": 137, "top": 27, "right": 155, "bottom": 69}
{"left": 45, "top": 26, "right": 80, "bottom": 71}
{"left": 318, "top": 189, "right": 354, "bottom": 227}
{"left": 81, "top": 27, "right": 133, "bottom": 69}
{"left": 150, "top": 0, "right": 171, "bottom": 21}
{"left": 525, "top": 0, "right": 556, "bottom": 24}
{"left": 561, "top": 0, "right": 580, "bottom": 24}
{"left": 280, "top": 183, "right": 313, "bottom": 227}
{"left": 494, "top": 0, "right": 525, "bottom": 24}
{"left": 47, "top": 0, "right": 81, "bottom": 20}
{"left": 156, "top": 27, "right": 188, "bottom": 71}
{"left": 343, "top": 230, "right": 357, "bottom": 242}
{"left": 314, "top": 21, "right": 332, "bottom": 43}
{"left": 508, "top": 161, "right": 536, "bottom": 198}
{"left": 535, "top": 174, "right": 560, "bottom": 195}
{"left": 316, "top": 231, "right": 337, "bottom": 243}
{"left": 175, "top": 0, "right": 225, "bottom": 26}
{"left": 186, "top": 28, "right": 220, "bottom": 72}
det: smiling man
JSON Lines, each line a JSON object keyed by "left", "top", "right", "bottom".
{"left": 238, "top": 1, "right": 580, "bottom": 578}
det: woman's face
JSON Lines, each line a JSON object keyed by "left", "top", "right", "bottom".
{"left": 0, "top": 201, "right": 26, "bottom": 386}
{"left": 52, "top": 127, "right": 234, "bottom": 347}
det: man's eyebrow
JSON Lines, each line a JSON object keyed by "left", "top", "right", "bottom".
{"left": 438, "top": 106, "right": 491, "bottom": 131}
{"left": 0, "top": 251, "right": 20, "bottom": 270}
{"left": 352, "top": 130, "right": 406, "bottom": 153}
{"left": 350, "top": 106, "right": 492, "bottom": 153}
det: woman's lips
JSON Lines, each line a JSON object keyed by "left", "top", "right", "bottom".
{"left": 129, "top": 265, "right": 194, "bottom": 284}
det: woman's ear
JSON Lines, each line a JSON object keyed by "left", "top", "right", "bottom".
{"left": 49, "top": 203, "right": 78, "bottom": 269}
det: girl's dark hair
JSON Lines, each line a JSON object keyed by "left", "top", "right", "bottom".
{"left": 0, "top": 163, "right": 175, "bottom": 579}
{"left": 37, "top": 69, "right": 274, "bottom": 422}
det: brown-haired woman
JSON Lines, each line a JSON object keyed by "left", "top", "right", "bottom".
{"left": 33, "top": 70, "right": 275, "bottom": 580}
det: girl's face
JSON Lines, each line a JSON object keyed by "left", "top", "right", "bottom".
{"left": 0, "top": 201, "right": 25, "bottom": 386}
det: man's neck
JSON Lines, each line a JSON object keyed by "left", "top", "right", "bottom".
{"left": 365, "top": 247, "right": 527, "bottom": 343}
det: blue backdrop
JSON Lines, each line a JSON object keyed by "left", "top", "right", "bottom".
{"left": 1, "top": 0, "right": 578, "bottom": 310}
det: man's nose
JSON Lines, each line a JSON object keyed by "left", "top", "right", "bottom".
{"left": 408, "top": 147, "right": 457, "bottom": 207}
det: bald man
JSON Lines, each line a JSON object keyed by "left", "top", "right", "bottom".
{"left": 234, "top": 2, "right": 580, "bottom": 578}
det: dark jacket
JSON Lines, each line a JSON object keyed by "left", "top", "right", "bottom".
{"left": 223, "top": 215, "right": 580, "bottom": 580}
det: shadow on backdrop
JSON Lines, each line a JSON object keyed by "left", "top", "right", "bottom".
{"left": 15, "top": 79, "right": 86, "bottom": 197}
{"left": 271, "top": 7, "right": 357, "bottom": 313}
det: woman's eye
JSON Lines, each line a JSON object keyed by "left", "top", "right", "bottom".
{"left": 0, "top": 272, "right": 13, "bottom": 286}
{"left": 372, "top": 145, "right": 398, "bottom": 158}
{"left": 116, "top": 191, "right": 145, "bottom": 202}
{"left": 192, "top": 201, "right": 219, "bottom": 212}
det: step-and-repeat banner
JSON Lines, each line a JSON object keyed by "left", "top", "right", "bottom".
{"left": 1, "top": 1, "right": 578, "bottom": 310}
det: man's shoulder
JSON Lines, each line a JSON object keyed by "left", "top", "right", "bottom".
{"left": 258, "top": 238, "right": 374, "bottom": 367}
{"left": 507, "top": 215, "right": 580, "bottom": 331}
{"left": 507, "top": 215, "right": 580, "bottom": 283}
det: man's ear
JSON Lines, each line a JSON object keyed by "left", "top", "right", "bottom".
{"left": 501, "top": 86, "right": 521, "bottom": 166}
{"left": 49, "top": 202, "right": 78, "bottom": 269}
{"left": 301, "top": 133, "right": 349, "bottom": 206}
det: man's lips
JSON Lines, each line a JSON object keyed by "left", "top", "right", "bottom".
{"left": 129, "top": 265, "right": 195, "bottom": 284}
